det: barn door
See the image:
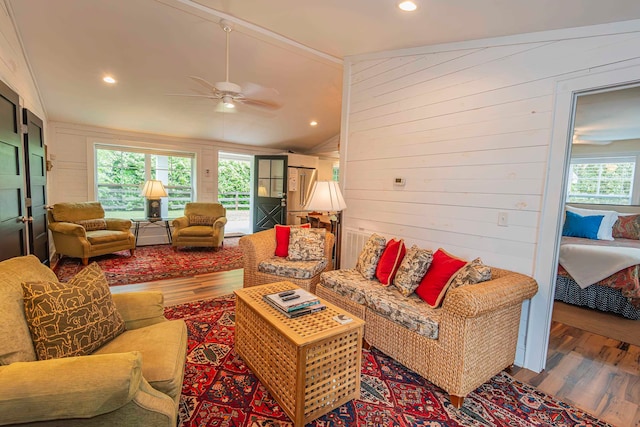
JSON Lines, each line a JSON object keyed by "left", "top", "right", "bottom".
{"left": 0, "top": 80, "right": 27, "bottom": 261}
{"left": 23, "top": 109, "right": 49, "bottom": 265}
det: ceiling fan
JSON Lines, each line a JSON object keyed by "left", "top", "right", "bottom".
{"left": 169, "top": 20, "right": 282, "bottom": 113}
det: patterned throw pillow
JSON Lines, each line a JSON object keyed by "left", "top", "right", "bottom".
{"left": 189, "top": 214, "right": 215, "bottom": 226}
{"left": 287, "top": 228, "right": 326, "bottom": 261}
{"left": 22, "top": 263, "right": 126, "bottom": 360}
{"left": 393, "top": 245, "right": 434, "bottom": 297}
{"left": 74, "top": 218, "right": 107, "bottom": 231}
{"left": 355, "top": 234, "right": 386, "bottom": 280}
{"left": 448, "top": 258, "right": 492, "bottom": 291}
{"left": 375, "top": 239, "right": 407, "bottom": 286}
{"left": 274, "top": 223, "right": 311, "bottom": 257}
{"left": 612, "top": 214, "right": 640, "bottom": 240}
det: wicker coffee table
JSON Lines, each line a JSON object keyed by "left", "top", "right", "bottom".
{"left": 234, "top": 281, "right": 364, "bottom": 427}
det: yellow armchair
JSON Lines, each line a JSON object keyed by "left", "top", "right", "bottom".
{"left": 171, "top": 202, "right": 227, "bottom": 250}
{"left": 48, "top": 202, "right": 136, "bottom": 265}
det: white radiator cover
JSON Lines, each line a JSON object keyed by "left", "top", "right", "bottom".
{"left": 342, "top": 228, "right": 373, "bottom": 269}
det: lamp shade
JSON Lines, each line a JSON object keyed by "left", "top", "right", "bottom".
{"left": 141, "top": 180, "right": 168, "bottom": 198}
{"left": 305, "top": 181, "right": 347, "bottom": 212}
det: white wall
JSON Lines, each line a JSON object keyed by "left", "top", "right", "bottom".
{"left": 0, "top": 2, "right": 45, "bottom": 118}
{"left": 340, "top": 19, "right": 640, "bottom": 371}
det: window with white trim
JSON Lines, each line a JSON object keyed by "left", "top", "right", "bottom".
{"left": 567, "top": 156, "right": 636, "bottom": 205}
{"left": 95, "top": 145, "right": 195, "bottom": 218}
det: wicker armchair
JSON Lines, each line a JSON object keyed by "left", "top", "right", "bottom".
{"left": 239, "top": 228, "right": 335, "bottom": 293}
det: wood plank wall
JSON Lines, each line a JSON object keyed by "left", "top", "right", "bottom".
{"left": 340, "top": 21, "right": 640, "bottom": 368}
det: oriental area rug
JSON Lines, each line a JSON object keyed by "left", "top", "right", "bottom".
{"left": 165, "top": 295, "right": 611, "bottom": 427}
{"left": 54, "top": 238, "right": 242, "bottom": 286}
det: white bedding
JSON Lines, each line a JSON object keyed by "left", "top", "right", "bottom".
{"left": 559, "top": 242, "right": 640, "bottom": 288}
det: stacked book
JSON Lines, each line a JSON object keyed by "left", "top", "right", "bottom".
{"left": 263, "top": 288, "right": 326, "bottom": 318}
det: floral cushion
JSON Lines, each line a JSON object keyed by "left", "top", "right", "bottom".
{"left": 74, "top": 218, "right": 107, "bottom": 231}
{"left": 287, "top": 228, "right": 325, "bottom": 261}
{"left": 258, "top": 257, "right": 328, "bottom": 279}
{"left": 394, "top": 245, "right": 433, "bottom": 297}
{"left": 355, "top": 234, "right": 386, "bottom": 280}
{"left": 448, "top": 258, "right": 492, "bottom": 291}
{"left": 612, "top": 214, "right": 640, "bottom": 240}
{"left": 320, "top": 269, "right": 440, "bottom": 339}
{"left": 189, "top": 214, "right": 215, "bottom": 226}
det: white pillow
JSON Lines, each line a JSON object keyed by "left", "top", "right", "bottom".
{"left": 565, "top": 206, "right": 619, "bottom": 241}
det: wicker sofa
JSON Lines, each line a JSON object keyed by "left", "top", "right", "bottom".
{"left": 239, "top": 227, "right": 335, "bottom": 293}
{"left": 316, "top": 266, "right": 538, "bottom": 408}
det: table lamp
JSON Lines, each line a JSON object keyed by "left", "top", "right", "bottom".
{"left": 141, "top": 180, "right": 168, "bottom": 219}
{"left": 305, "top": 181, "right": 347, "bottom": 268}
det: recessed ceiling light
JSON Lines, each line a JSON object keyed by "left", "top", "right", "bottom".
{"left": 398, "top": 1, "right": 417, "bottom": 11}
{"left": 103, "top": 76, "right": 116, "bottom": 84}
{"left": 310, "top": 121, "right": 318, "bottom": 127}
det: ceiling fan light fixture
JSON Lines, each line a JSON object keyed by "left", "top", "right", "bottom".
{"left": 310, "top": 120, "right": 318, "bottom": 126}
{"left": 102, "top": 75, "right": 116, "bottom": 84}
{"left": 398, "top": 1, "right": 417, "bottom": 12}
{"left": 222, "top": 95, "right": 235, "bottom": 109}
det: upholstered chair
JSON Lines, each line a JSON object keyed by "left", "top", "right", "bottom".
{"left": 171, "top": 202, "right": 227, "bottom": 250}
{"left": 0, "top": 255, "right": 187, "bottom": 426}
{"left": 48, "top": 202, "right": 136, "bottom": 265}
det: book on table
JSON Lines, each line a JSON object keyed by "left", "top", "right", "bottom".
{"left": 263, "top": 297, "right": 327, "bottom": 318}
{"left": 264, "top": 288, "right": 320, "bottom": 312}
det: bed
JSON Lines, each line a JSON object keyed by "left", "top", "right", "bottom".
{"left": 554, "top": 204, "right": 640, "bottom": 320}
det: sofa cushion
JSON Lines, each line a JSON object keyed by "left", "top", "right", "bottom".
{"left": 394, "top": 245, "right": 433, "bottom": 297}
{"left": 93, "top": 319, "right": 187, "bottom": 400}
{"left": 176, "top": 225, "right": 214, "bottom": 237}
{"left": 415, "top": 249, "right": 467, "bottom": 308}
{"left": 355, "top": 234, "right": 386, "bottom": 280}
{"left": 448, "top": 258, "right": 492, "bottom": 292}
{"left": 321, "top": 269, "right": 440, "bottom": 339}
{"left": 22, "top": 263, "right": 126, "bottom": 360}
{"left": 258, "top": 257, "right": 328, "bottom": 279}
{"left": 375, "top": 239, "right": 406, "bottom": 286}
{"left": 0, "top": 255, "right": 58, "bottom": 364}
{"left": 86, "top": 230, "right": 132, "bottom": 244}
{"left": 287, "top": 228, "right": 325, "bottom": 261}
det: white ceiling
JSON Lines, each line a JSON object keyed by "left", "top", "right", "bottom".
{"left": 8, "top": 0, "right": 640, "bottom": 153}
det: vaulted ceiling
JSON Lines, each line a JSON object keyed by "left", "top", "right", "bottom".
{"left": 8, "top": 0, "right": 640, "bottom": 153}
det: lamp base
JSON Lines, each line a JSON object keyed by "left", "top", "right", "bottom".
{"left": 146, "top": 199, "right": 162, "bottom": 219}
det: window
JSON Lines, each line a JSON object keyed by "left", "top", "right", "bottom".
{"left": 96, "top": 145, "right": 195, "bottom": 218}
{"left": 567, "top": 157, "right": 635, "bottom": 205}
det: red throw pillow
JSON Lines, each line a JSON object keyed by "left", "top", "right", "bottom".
{"left": 415, "top": 249, "right": 467, "bottom": 308}
{"left": 375, "top": 239, "right": 406, "bottom": 285}
{"left": 274, "top": 223, "right": 310, "bottom": 257}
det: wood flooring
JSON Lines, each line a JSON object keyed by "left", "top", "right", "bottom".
{"left": 111, "top": 270, "right": 639, "bottom": 427}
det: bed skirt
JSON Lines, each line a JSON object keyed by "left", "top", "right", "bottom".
{"left": 555, "top": 275, "right": 640, "bottom": 320}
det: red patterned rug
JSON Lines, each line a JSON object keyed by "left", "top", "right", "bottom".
{"left": 54, "top": 238, "right": 242, "bottom": 286}
{"left": 165, "top": 296, "right": 611, "bottom": 427}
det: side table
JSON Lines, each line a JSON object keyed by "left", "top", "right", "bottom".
{"left": 131, "top": 218, "right": 173, "bottom": 246}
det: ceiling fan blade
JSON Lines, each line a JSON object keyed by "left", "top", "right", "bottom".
{"left": 189, "top": 76, "right": 217, "bottom": 91}
{"left": 241, "top": 82, "right": 280, "bottom": 100}
{"left": 165, "top": 93, "right": 220, "bottom": 99}
{"left": 240, "top": 97, "right": 283, "bottom": 110}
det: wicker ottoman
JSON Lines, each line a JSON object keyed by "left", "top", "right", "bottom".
{"left": 234, "top": 281, "right": 364, "bottom": 426}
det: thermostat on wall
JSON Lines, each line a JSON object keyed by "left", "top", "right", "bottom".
{"left": 394, "top": 177, "right": 406, "bottom": 186}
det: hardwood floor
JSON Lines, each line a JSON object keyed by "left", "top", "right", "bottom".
{"left": 112, "top": 270, "right": 639, "bottom": 426}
